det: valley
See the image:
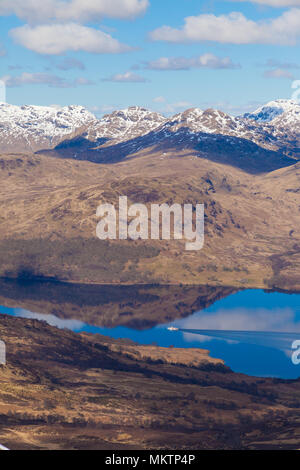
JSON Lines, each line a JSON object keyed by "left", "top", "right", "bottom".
{"left": 0, "top": 98, "right": 299, "bottom": 451}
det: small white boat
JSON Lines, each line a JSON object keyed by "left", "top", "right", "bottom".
{"left": 167, "top": 327, "right": 179, "bottom": 331}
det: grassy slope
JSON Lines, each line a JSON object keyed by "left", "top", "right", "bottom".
{"left": 1, "top": 314, "right": 300, "bottom": 450}
{"left": 0, "top": 151, "right": 299, "bottom": 289}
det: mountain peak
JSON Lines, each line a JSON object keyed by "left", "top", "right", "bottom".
{"left": 88, "top": 105, "right": 166, "bottom": 143}
{"left": 0, "top": 102, "right": 96, "bottom": 153}
{"left": 244, "top": 99, "right": 300, "bottom": 122}
{"left": 172, "top": 108, "right": 203, "bottom": 120}
{"left": 102, "top": 106, "right": 165, "bottom": 121}
{"left": 168, "top": 106, "right": 245, "bottom": 136}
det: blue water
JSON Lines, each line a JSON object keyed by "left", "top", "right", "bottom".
{"left": 1, "top": 288, "right": 300, "bottom": 379}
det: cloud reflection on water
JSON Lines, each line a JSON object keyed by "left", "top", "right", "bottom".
{"left": 177, "top": 306, "right": 300, "bottom": 353}
{"left": 15, "top": 309, "right": 85, "bottom": 331}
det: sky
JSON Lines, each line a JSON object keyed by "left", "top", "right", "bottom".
{"left": 0, "top": 0, "right": 300, "bottom": 116}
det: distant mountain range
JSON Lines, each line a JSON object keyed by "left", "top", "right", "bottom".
{"left": 1, "top": 99, "right": 300, "bottom": 173}
{"left": 0, "top": 102, "right": 95, "bottom": 153}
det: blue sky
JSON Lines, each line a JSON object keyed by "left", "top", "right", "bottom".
{"left": 0, "top": 0, "right": 300, "bottom": 115}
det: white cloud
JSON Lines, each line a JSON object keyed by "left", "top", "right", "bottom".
{"left": 74, "top": 77, "right": 94, "bottom": 85}
{"left": 170, "top": 101, "right": 192, "bottom": 110}
{"left": 56, "top": 57, "right": 85, "bottom": 70}
{"left": 236, "top": 0, "right": 300, "bottom": 6}
{"left": 153, "top": 96, "right": 166, "bottom": 103}
{"left": 0, "top": 0, "right": 149, "bottom": 24}
{"left": 201, "top": 100, "right": 264, "bottom": 116}
{"left": 152, "top": 97, "right": 192, "bottom": 114}
{"left": 162, "top": 101, "right": 193, "bottom": 114}
{"left": 103, "top": 71, "right": 148, "bottom": 82}
{"left": 89, "top": 104, "right": 120, "bottom": 115}
{"left": 2, "top": 72, "right": 94, "bottom": 87}
{"left": 150, "top": 9, "right": 300, "bottom": 45}
{"left": 10, "top": 23, "right": 132, "bottom": 55}
{"left": 146, "top": 54, "right": 240, "bottom": 70}
{"left": 261, "top": 58, "right": 300, "bottom": 69}
{"left": 8, "top": 64, "right": 24, "bottom": 70}
{"left": 264, "top": 68, "right": 295, "bottom": 79}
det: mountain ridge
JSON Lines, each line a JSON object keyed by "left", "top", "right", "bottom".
{"left": 1, "top": 99, "right": 299, "bottom": 171}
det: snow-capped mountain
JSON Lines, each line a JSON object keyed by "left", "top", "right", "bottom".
{"left": 243, "top": 99, "right": 300, "bottom": 158}
{"left": 43, "top": 102, "right": 296, "bottom": 173}
{"left": 160, "top": 107, "right": 271, "bottom": 147}
{"left": 244, "top": 99, "right": 300, "bottom": 123}
{"left": 0, "top": 103, "right": 96, "bottom": 153}
{"left": 169, "top": 108, "right": 248, "bottom": 136}
{"left": 0, "top": 99, "right": 299, "bottom": 172}
{"left": 87, "top": 106, "right": 166, "bottom": 144}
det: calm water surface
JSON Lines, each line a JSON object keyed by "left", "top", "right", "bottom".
{"left": 1, "top": 288, "right": 300, "bottom": 379}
